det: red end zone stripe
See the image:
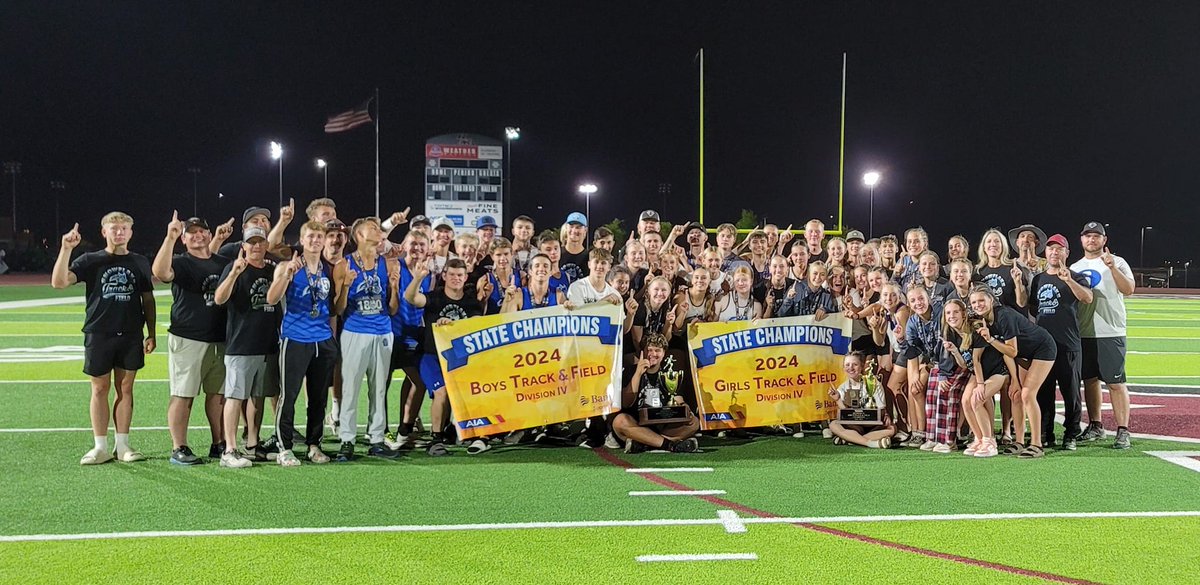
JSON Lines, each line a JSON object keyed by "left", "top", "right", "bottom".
{"left": 595, "top": 449, "right": 1101, "bottom": 585}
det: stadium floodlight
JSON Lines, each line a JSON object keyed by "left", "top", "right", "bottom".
{"left": 578, "top": 183, "right": 598, "bottom": 235}
{"left": 863, "top": 171, "right": 881, "bottom": 237}
{"left": 269, "top": 141, "right": 283, "bottom": 207}
{"left": 316, "top": 159, "right": 328, "bottom": 197}
{"left": 504, "top": 126, "right": 521, "bottom": 140}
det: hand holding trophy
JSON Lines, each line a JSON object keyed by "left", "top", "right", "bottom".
{"left": 638, "top": 355, "right": 693, "bottom": 425}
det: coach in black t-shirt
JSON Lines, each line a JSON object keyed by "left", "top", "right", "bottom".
{"left": 152, "top": 211, "right": 232, "bottom": 465}
{"left": 213, "top": 227, "right": 281, "bottom": 468}
{"left": 1031, "top": 234, "right": 1094, "bottom": 450}
{"left": 52, "top": 212, "right": 156, "bottom": 466}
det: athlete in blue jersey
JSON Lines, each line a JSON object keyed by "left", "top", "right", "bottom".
{"left": 475, "top": 237, "right": 523, "bottom": 315}
{"left": 331, "top": 217, "right": 401, "bottom": 462}
{"left": 266, "top": 220, "right": 338, "bottom": 465}
{"left": 385, "top": 231, "right": 435, "bottom": 448}
{"left": 501, "top": 253, "right": 565, "bottom": 313}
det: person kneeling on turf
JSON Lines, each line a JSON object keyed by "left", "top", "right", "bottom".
{"left": 828, "top": 352, "right": 895, "bottom": 449}
{"left": 611, "top": 334, "right": 700, "bottom": 454}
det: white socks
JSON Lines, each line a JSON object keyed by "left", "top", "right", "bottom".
{"left": 94, "top": 435, "right": 109, "bottom": 452}
{"left": 114, "top": 433, "right": 130, "bottom": 454}
{"left": 867, "top": 440, "right": 881, "bottom": 449}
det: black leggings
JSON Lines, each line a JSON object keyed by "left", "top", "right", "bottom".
{"left": 280, "top": 338, "right": 340, "bottom": 449}
{"left": 1037, "top": 347, "right": 1081, "bottom": 441}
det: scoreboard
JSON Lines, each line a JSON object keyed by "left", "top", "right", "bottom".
{"left": 424, "top": 133, "right": 505, "bottom": 233}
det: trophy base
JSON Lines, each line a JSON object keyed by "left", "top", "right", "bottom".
{"left": 835, "top": 408, "right": 883, "bottom": 425}
{"left": 639, "top": 405, "right": 693, "bottom": 426}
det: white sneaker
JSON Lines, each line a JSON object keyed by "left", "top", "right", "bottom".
{"left": 822, "top": 428, "right": 833, "bottom": 439}
{"left": 220, "top": 451, "right": 252, "bottom": 468}
{"left": 277, "top": 450, "right": 301, "bottom": 467}
{"left": 792, "top": 431, "right": 805, "bottom": 438}
{"left": 932, "top": 443, "right": 953, "bottom": 453}
{"left": 919, "top": 440, "right": 937, "bottom": 451}
{"left": 116, "top": 448, "right": 145, "bottom": 462}
{"left": 80, "top": 447, "right": 114, "bottom": 466}
{"left": 383, "top": 433, "right": 408, "bottom": 451}
{"left": 604, "top": 433, "right": 622, "bottom": 449}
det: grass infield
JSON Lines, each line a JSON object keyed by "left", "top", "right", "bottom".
{"left": 0, "top": 288, "right": 1197, "bottom": 583}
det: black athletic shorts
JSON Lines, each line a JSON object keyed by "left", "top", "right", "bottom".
{"left": 83, "top": 332, "right": 145, "bottom": 376}
{"left": 1081, "top": 337, "right": 1126, "bottom": 384}
{"left": 389, "top": 329, "right": 424, "bottom": 370}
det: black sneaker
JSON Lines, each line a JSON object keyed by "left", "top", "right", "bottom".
{"left": 670, "top": 438, "right": 701, "bottom": 453}
{"left": 335, "top": 441, "right": 354, "bottom": 462}
{"left": 1062, "top": 439, "right": 1077, "bottom": 451}
{"left": 1078, "top": 423, "right": 1105, "bottom": 442}
{"left": 170, "top": 445, "right": 202, "bottom": 466}
{"left": 245, "top": 444, "right": 270, "bottom": 462}
{"left": 367, "top": 443, "right": 402, "bottom": 459}
{"left": 261, "top": 435, "right": 279, "bottom": 451}
{"left": 624, "top": 440, "right": 648, "bottom": 454}
{"left": 208, "top": 442, "right": 226, "bottom": 459}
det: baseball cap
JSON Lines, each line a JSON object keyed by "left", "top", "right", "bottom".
{"left": 409, "top": 215, "right": 431, "bottom": 227}
{"left": 475, "top": 215, "right": 498, "bottom": 229}
{"left": 242, "top": 207, "right": 271, "bottom": 225}
{"left": 1046, "top": 234, "right": 1069, "bottom": 249}
{"left": 324, "top": 219, "right": 348, "bottom": 234}
{"left": 683, "top": 221, "right": 705, "bottom": 234}
{"left": 565, "top": 212, "right": 588, "bottom": 226}
{"left": 639, "top": 210, "right": 660, "bottom": 222}
{"left": 845, "top": 229, "right": 865, "bottom": 243}
{"left": 432, "top": 217, "right": 455, "bottom": 231}
{"left": 183, "top": 217, "right": 210, "bottom": 232}
{"left": 243, "top": 226, "right": 268, "bottom": 242}
{"left": 1080, "top": 221, "right": 1106, "bottom": 236}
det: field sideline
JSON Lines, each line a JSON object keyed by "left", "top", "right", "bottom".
{"left": 1, "top": 284, "right": 1198, "bottom": 584}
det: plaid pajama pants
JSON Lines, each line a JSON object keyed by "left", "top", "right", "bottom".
{"left": 925, "top": 366, "right": 971, "bottom": 445}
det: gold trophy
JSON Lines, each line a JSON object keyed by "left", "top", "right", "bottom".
{"left": 834, "top": 359, "right": 884, "bottom": 425}
{"left": 639, "top": 355, "right": 693, "bottom": 425}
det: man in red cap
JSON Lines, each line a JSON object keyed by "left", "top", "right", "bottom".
{"left": 1030, "top": 234, "right": 1094, "bottom": 451}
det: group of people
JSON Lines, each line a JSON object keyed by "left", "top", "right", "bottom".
{"left": 51, "top": 194, "right": 1137, "bottom": 466}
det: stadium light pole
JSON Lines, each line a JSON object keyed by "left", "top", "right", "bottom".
{"left": 270, "top": 141, "right": 283, "bottom": 208}
{"left": 863, "top": 171, "right": 881, "bottom": 238}
{"left": 3, "top": 161, "right": 20, "bottom": 233}
{"left": 49, "top": 181, "right": 66, "bottom": 237}
{"left": 578, "top": 183, "right": 597, "bottom": 235}
{"left": 187, "top": 167, "right": 200, "bottom": 216}
{"left": 1140, "top": 225, "right": 1152, "bottom": 268}
{"left": 315, "top": 158, "right": 328, "bottom": 198}
{"left": 1185, "top": 260, "right": 1191, "bottom": 288}
{"left": 505, "top": 126, "right": 520, "bottom": 206}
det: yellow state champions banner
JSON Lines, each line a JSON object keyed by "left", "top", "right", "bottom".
{"left": 688, "top": 315, "right": 852, "bottom": 430}
{"left": 434, "top": 303, "right": 624, "bottom": 439}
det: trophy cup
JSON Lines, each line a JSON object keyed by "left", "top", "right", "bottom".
{"left": 639, "top": 355, "right": 694, "bottom": 425}
{"left": 834, "top": 359, "right": 884, "bottom": 425}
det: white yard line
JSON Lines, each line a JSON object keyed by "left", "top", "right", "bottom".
{"left": 0, "top": 379, "right": 169, "bottom": 384}
{"left": 3, "top": 510, "right": 1199, "bottom": 543}
{"left": 626, "top": 467, "right": 713, "bottom": 473}
{"left": 0, "top": 290, "right": 170, "bottom": 310}
{"left": 716, "top": 510, "right": 747, "bottom": 534}
{"left": 629, "top": 490, "right": 727, "bottom": 497}
{"left": 637, "top": 553, "right": 757, "bottom": 562}
{"left": 1145, "top": 451, "right": 1200, "bottom": 474}
{"left": 0, "top": 425, "right": 209, "bottom": 434}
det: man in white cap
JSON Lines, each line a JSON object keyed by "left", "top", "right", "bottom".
{"left": 1070, "top": 221, "right": 1135, "bottom": 449}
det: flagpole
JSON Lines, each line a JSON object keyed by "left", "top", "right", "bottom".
{"left": 374, "top": 87, "right": 380, "bottom": 217}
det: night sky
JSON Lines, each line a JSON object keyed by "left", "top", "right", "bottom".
{"left": 3, "top": 2, "right": 1198, "bottom": 270}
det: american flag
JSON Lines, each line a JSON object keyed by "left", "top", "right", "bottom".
{"left": 324, "top": 99, "right": 373, "bottom": 133}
